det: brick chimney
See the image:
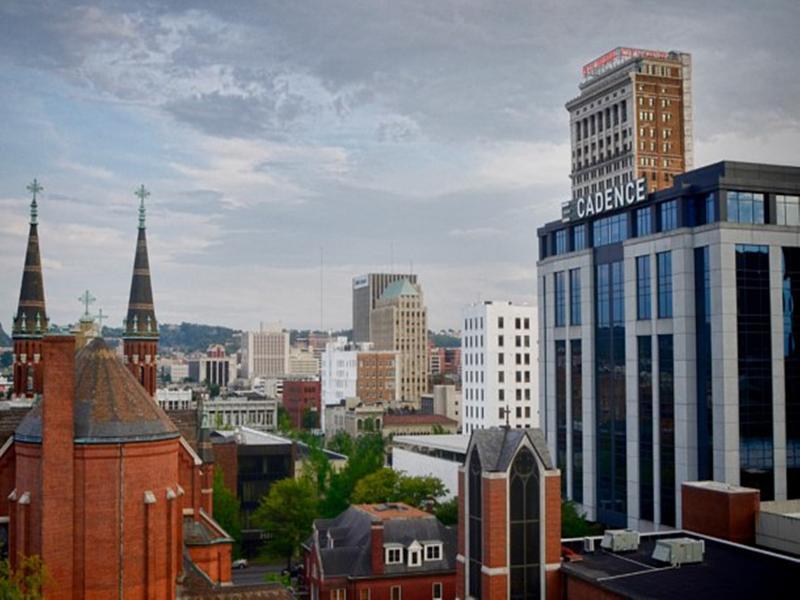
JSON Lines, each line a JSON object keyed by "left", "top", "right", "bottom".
{"left": 370, "top": 522, "right": 384, "bottom": 575}
{"left": 682, "top": 481, "right": 759, "bottom": 545}
{"left": 41, "top": 335, "right": 75, "bottom": 596}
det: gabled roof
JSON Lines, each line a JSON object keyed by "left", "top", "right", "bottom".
{"left": 380, "top": 279, "right": 418, "bottom": 300}
{"left": 15, "top": 338, "right": 179, "bottom": 443}
{"left": 468, "top": 427, "right": 554, "bottom": 471}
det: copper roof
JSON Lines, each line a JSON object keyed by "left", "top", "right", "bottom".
{"left": 15, "top": 338, "right": 178, "bottom": 444}
{"left": 12, "top": 222, "right": 48, "bottom": 337}
{"left": 124, "top": 226, "right": 158, "bottom": 338}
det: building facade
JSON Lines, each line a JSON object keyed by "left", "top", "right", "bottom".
{"left": 240, "top": 326, "right": 290, "bottom": 380}
{"left": 567, "top": 47, "right": 692, "bottom": 200}
{"left": 202, "top": 396, "right": 277, "bottom": 431}
{"left": 430, "top": 345, "right": 462, "bottom": 379}
{"left": 282, "top": 378, "right": 321, "bottom": 429}
{"left": 356, "top": 349, "right": 400, "bottom": 405}
{"left": 320, "top": 337, "right": 360, "bottom": 408}
{"left": 352, "top": 272, "right": 418, "bottom": 343}
{"left": 288, "top": 347, "right": 320, "bottom": 377}
{"left": 538, "top": 161, "right": 800, "bottom": 529}
{"left": 371, "top": 279, "right": 430, "bottom": 406}
{"left": 188, "top": 345, "right": 236, "bottom": 388}
{"left": 461, "top": 301, "right": 538, "bottom": 433}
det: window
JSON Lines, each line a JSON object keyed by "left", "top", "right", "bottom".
{"left": 498, "top": 335, "right": 504, "bottom": 347}
{"left": 509, "top": 448, "right": 541, "bottom": 598}
{"left": 657, "top": 251, "right": 672, "bottom": 318}
{"left": 359, "top": 591, "right": 371, "bottom": 600}
{"left": 468, "top": 452, "right": 482, "bottom": 598}
{"left": 498, "top": 352, "right": 504, "bottom": 365}
{"left": 408, "top": 548, "right": 421, "bottom": 567}
{"left": 524, "top": 318, "right": 530, "bottom": 329}
{"left": 556, "top": 341, "right": 567, "bottom": 491}
{"left": 659, "top": 200, "right": 677, "bottom": 231}
{"left": 782, "top": 249, "right": 800, "bottom": 498}
{"left": 554, "top": 272, "right": 566, "bottom": 327}
{"left": 636, "top": 206, "right": 652, "bottom": 236}
{"left": 391, "top": 586, "right": 402, "bottom": 600}
{"left": 498, "top": 371, "right": 504, "bottom": 383}
{"left": 571, "top": 340, "right": 583, "bottom": 503}
{"left": 638, "top": 336, "right": 654, "bottom": 521}
{"left": 593, "top": 212, "right": 628, "bottom": 246}
{"left": 777, "top": 195, "right": 800, "bottom": 226}
{"left": 333, "top": 590, "right": 347, "bottom": 600}
{"left": 573, "top": 224, "right": 587, "bottom": 251}
{"left": 636, "top": 256, "right": 651, "bottom": 320}
{"left": 498, "top": 316, "right": 504, "bottom": 329}
{"left": 727, "top": 191, "right": 765, "bottom": 224}
{"left": 569, "top": 268, "right": 582, "bottom": 325}
{"left": 432, "top": 583, "right": 443, "bottom": 600}
{"left": 555, "top": 229, "right": 567, "bottom": 255}
{"left": 659, "top": 334, "right": 675, "bottom": 526}
{"left": 385, "top": 546, "right": 403, "bottom": 564}
{"left": 515, "top": 317, "right": 521, "bottom": 329}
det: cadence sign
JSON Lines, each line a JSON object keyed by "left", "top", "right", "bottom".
{"left": 563, "top": 178, "right": 647, "bottom": 222}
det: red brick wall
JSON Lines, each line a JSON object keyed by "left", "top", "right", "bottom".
{"left": 13, "top": 338, "right": 43, "bottom": 398}
{"left": 213, "top": 442, "right": 238, "bottom": 496}
{"left": 681, "top": 483, "right": 759, "bottom": 545}
{"left": 188, "top": 543, "right": 232, "bottom": 585}
{"left": 282, "top": 380, "right": 321, "bottom": 429}
{"left": 563, "top": 573, "right": 625, "bottom": 600}
{"left": 349, "top": 573, "right": 456, "bottom": 600}
{"left": 124, "top": 339, "right": 158, "bottom": 397}
{"left": 482, "top": 477, "right": 507, "bottom": 569}
{"left": 0, "top": 444, "right": 16, "bottom": 517}
{"left": 544, "top": 473, "right": 562, "bottom": 565}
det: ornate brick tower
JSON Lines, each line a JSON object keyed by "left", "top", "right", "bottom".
{"left": 123, "top": 185, "right": 159, "bottom": 397}
{"left": 12, "top": 179, "right": 49, "bottom": 398}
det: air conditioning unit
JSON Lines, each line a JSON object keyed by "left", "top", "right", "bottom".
{"left": 652, "top": 538, "right": 705, "bottom": 566}
{"left": 600, "top": 529, "right": 640, "bottom": 552}
{"left": 583, "top": 537, "right": 597, "bottom": 553}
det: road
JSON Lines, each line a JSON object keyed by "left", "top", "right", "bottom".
{"left": 231, "top": 563, "right": 284, "bottom": 586}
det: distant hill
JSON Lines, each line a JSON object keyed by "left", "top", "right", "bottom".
{"left": 0, "top": 323, "right": 10, "bottom": 346}
{"left": 103, "top": 322, "right": 238, "bottom": 354}
{"left": 429, "top": 330, "right": 460, "bottom": 348}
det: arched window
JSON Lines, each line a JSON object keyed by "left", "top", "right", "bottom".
{"left": 509, "top": 447, "right": 540, "bottom": 599}
{"left": 468, "top": 450, "right": 482, "bottom": 598}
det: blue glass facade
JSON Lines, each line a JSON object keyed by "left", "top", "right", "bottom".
{"left": 658, "top": 334, "right": 675, "bottom": 527}
{"left": 695, "top": 247, "right": 713, "bottom": 481}
{"left": 571, "top": 340, "right": 583, "bottom": 503}
{"left": 783, "top": 248, "right": 800, "bottom": 498}
{"left": 736, "top": 244, "right": 774, "bottom": 500}
{"left": 593, "top": 213, "right": 628, "bottom": 247}
{"left": 569, "top": 268, "right": 581, "bottom": 325}
{"left": 573, "top": 224, "right": 586, "bottom": 251}
{"left": 657, "top": 251, "right": 673, "bottom": 318}
{"left": 636, "top": 206, "right": 652, "bottom": 237}
{"left": 659, "top": 200, "right": 678, "bottom": 232}
{"left": 637, "top": 336, "right": 654, "bottom": 521}
{"left": 728, "top": 191, "right": 765, "bottom": 224}
{"left": 554, "top": 271, "right": 566, "bottom": 327}
{"left": 555, "top": 229, "right": 567, "bottom": 255}
{"left": 595, "top": 260, "right": 626, "bottom": 526}
{"left": 556, "top": 340, "right": 567, "bottom": 495}
{"left": 636, "top": 255, "right": 651, "bottom": 320}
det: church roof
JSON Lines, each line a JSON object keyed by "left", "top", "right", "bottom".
{"left": 124, "top": 219, "right": 158, "bottom": 339}
{"left": 380, "top": 279, "right": 418, "bottom": 300}
{"left": 15, "top": 338, "right": 178, "bottom": 444}
{"left": 468, "top": 428, "right": 554, "bottom": 471}
{"left": 13, "top": 218, "right": 48, "bottom": 337}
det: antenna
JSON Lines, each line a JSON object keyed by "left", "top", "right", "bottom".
{"left": 320, "top": 246, "right": 324, "bottom": 333}
{"left": 390, "top": 240, "right": 395, "bottom": 274}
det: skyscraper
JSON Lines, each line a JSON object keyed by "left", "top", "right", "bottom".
{"left": 123, "top": 185, "right": 159, "bottom": 397}
{"left": 370, "top": 279, "right": 429, "bottom": 406}
{"left": 567, "top": 47, "right": 692, "bottom": 201}
{"left": 352, "top": 273, "right": 417, "bottom": 343}
{"left": 538, "top": 161, "right": 800, "bottom": 529}
{"left": 12, "top": 180, "right": 49, "bottom": 398}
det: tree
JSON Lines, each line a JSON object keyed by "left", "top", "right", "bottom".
{"left": 351, "top": 468, "right": 448, "bottom": 508}
{"left": 0, "top": 555, "right": 47, "bottom": 599}
{"left": 212, "top": 469, "right": 241, "bottom": 557}
{"left": 327, "top": 431, "right": 353, "bottom": 456}
{"left": 434, "top": 497, "right": 458, "bottom": 526}
{"left": 253, "top": 478, "right": 319, "bottom": 569}
{"left": 302, "top": 408, "right": 319, "bottom": 430}
{"left": 320, "top": 433, "right": 385, "bottom": 517}
{"left": 277, "top": 406, "right": 293, "bottom": 433}
{"left": 561, "top": 501, "right": 601, "bottom": 538}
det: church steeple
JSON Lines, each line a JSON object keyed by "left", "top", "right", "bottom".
{"left": 123, "top": 185, "right": 159, "bottom": 397}
{"left": 12, "top": 179, "right": 49, "bottom": 397}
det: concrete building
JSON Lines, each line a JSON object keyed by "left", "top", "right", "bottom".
{"left": 356, "top": 349, "right": 400, "bottom": 405}
{"left": 240, "top": 325, "right": 289, "bottom": 379}
{"left": 188, "top": 344, "right": 236, "bottom": 388}
{"left": 382, "top": 413, "right": 459, "bottom": 437}
{"left": 430, "top": 345, "right": 462, "bottom": 379}
{"left": 156, "top": 387, "right": 195, "bottom": 411}
{"left": 461, "top": 301, "right": 537, "bottom": 433}
{"left": 288, "top": 347, "right": 320, "bottom": 377}
{"left": 202, "top": 395, "right": 277, "bottom": 431}
{"left": 420, "top": 384, "right": 461, "bottom": 426}
{"left": 537, "top": 161, "right": 800, "bottom": 530}
{"left": 391, "top": 434, "right": 469, "bottom": 500}
{"left": 352, "top": 272, "right": 418, "bottom": 343}
{"left": 324, "top": 398, "right": 385, "bottom": 439}
{"left": 320, "top": 337, "right": 360, "bottom": 408}
{"left": 567, "top": 47, "right": 693, "bottom": 200}
{"left": 371, "top": 279, "right": 430, "bottom": 406}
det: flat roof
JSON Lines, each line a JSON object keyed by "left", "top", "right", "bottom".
{"left": 354, "top": 503, "right": 432, "bottom": 522}
{"left": 562, "top": 531, "right": 800, "bottom": 599}
{"left": 392, "top": 434, "right": 470, "bottom": 454}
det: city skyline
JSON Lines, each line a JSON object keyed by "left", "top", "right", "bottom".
{"left": 2, "top": 1, "right": 800, "bottom": 331}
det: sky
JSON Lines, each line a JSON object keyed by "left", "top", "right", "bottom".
{"left": 2, "top": 0, "right": 800, "bottom": 332}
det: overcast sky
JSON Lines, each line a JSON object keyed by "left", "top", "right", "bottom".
{"left": 2, "top": 1, "right": 799, "bottom": 332}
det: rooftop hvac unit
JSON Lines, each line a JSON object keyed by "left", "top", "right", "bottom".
{"left": 652, "top": 538, "right": 705, "bottom": 566}
{"left": 583, "top": 537, "right": 596, "bottom": 553}
{"left": 600, "top": 529, "right": 640, "bottom": 552}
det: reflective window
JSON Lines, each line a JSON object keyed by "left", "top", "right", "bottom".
{"left": 468, "top": 451, "right": 483, "bottom": 597}
{"left": 569, "top": 268, "right": 581, "bottom": 326}
{"left": 636, "top": 255, "right": 651, "bottom": 320}
{"left": 695, "top": 247, "right": 713, "bottom": 480}
{"left": 638, "top": 336, "right": 654, "bottom": 521}
{"left": 556, "top": 340, "right": 567, "bottom": 495}
{"left": 657, "top": 252, "right": 672, "bottom": 318}
{"left": 555, "top": 229, "right": 567, "bottom": 255}
{"left": 571, "top": 340, "right": 583, "bottom": 503}
{"left": 727, "top": 191, "right": 765, "bottom": 224}
{"left": 659, "top": 200, "right": 678, "bottom": 232}
{"left": 776, "top": 195, "right": 800, "bottom": 226}
{"left": 658, "top": 334, "right": 675, "bottom": 526}
{"left": 573, "top": 224, "right": 587, "bottom": 251}
{"left": 783, "top": 248, "right": 800, "bottom": 498}
{"left": 509, "top": 448, "right": 540, "bottom": 600}
{"left": 554, "top": 272, "right": 566, "bottom": 327}
{"left": 636, "top": 206, "right": 652, "bottom": 236}
{"left": 593, "top": 212, "right": 628, "bottom": 247}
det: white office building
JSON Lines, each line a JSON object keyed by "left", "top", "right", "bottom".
{"left": 240, "top": 324, "right": 290, "bottom": 379}
{"left": 461, "top": 301, "right": 538, "bottom": 433}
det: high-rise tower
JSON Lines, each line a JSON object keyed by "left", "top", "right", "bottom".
{"left": 123, "top": 185, "right": 159, "bottom": 396}
{"left": 12, "top": 179, "right": 49, "bottom": 398}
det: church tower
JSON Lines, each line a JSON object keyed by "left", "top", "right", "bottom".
{"left": 12, "top": 179, "right": 49, "bottom": 398}
{"left": 123, "top": 185, "right": 159, "bottom": 396}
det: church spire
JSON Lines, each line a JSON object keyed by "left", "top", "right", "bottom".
{"left": 13, "top": 179, "right": 48, "bottom": 337}
{"left": 123, "top": 185, "right": 159, "bottom": 397}
{"left": 12, "top": 179, "right": 48, "bottom": 397}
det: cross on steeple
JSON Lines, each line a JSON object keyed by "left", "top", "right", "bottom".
{"left": 78, "top": 289, "right": 96, "bottom": 317}
{"left": 135, "top": 184, "right": 150, "bottom": 228}
{"left": 501, "top": 406, "right": 511, "bottom": 429}
{"left": 26, "top": 178, "right": 43, "bottom": 225}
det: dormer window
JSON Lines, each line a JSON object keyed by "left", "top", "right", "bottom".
{"left": 407, "top": 541, "right": 422, "bottom": 567}
{"left": 424, "top": 543, "right": 443, "bottom": 561}
{"left": 385, "top": 544, "right": 403, "bottom": 565}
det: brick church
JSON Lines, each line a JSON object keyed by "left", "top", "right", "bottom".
{"left": 1, "top": 184, "right": 232, "bottom": 598}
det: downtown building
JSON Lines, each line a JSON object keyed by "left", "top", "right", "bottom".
{"left": 568, "top": 47, "right": 693, "bottom": 200}
{"left": 240, "top": 324, "right": 290, "bottom": 380}
{"left": 352, "top": 272, "right": 417, "bottom": 343}
{"left": 461, "top": 301, "right": 537, "bottom": 433}
{"left": 537, "top": 161, "right": 800, "bottom": 530}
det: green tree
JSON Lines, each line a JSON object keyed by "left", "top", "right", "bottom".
{"left": 303, "top": 438, "right": 333, "bottom": 497}
{"left": 434, "top": 497, "right": 458, "bottom": 526}
{"left": 277, "top": 406, "right": 293, "bottom": 433}
{"left": 320, "top": 433, "right": 385, "bottom": 517}
{"left": 206, "top": 381, "right": 220, "bottom": 398}
{"left": 302, "top": 408, "right": 319, "bottom": 430}
{"left": 0, "top": 555, "right": 47, "bottom": 599}
{"left": 394, "top": 474, "right": 447, "bottom": 507}
{"left": 327, "top": 431, "right": 353, "bottom": 456}
{"left": 212, "top": 469, "right": 241, "bottom": 557}
{"left": 351, "top": 468, "right": 399, "bottom": 503}
{"left": 253, "top": 478, "right": 319, "bottom": 569}
{"left": 561, "top": 501, "right": 601, "bottom": 538}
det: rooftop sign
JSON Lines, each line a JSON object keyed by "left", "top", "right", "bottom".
{"left": 582, "top": 47, "right": 671, "bottom": 79}
{"left": 562, "top": 177, "right": 647, "bottom": 222}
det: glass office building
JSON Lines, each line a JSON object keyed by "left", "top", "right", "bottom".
{"left": 537, "top": 161, "right": 800, "bottom": 529}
